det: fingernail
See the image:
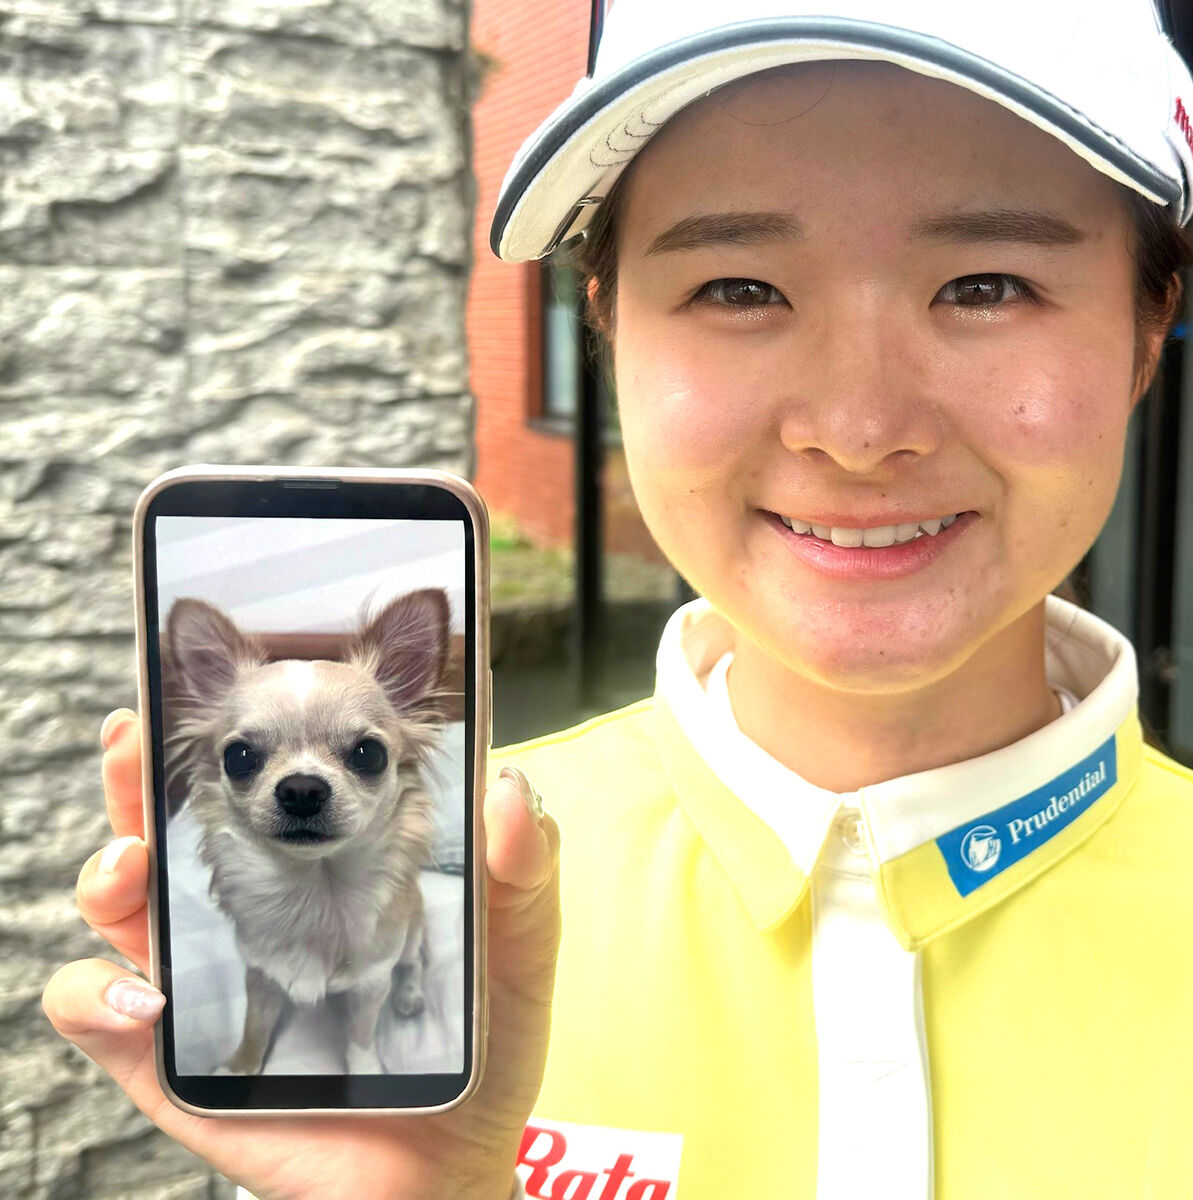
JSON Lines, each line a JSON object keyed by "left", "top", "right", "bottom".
{"left": 106, "top": 978, "right": 165, "bottom": 1021}
{"left": 100, "top": 709, "right": 134, "bottom": 751}
{"left": 499, "top": 766, "right": 544, "bottom": 823}
{"left": 99, "top": 835, "right": 140, "bottom": 878}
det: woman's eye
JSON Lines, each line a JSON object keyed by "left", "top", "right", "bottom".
{"left": 937, "top": 273, "right": 1034, "bottom": 306}
{"left": 349, "top": 738, "right": 388, "bottom": 774}
{"left": 692, "top": 277, "right": 786, "bottom": 308}
{"left": 223, "top": 742, "right": 259, "bottom": 780}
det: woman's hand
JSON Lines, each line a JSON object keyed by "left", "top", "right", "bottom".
{"left": 42, "top": 710, "right": 560, "bottom": 1200}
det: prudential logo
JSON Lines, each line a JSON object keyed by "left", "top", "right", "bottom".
{"left": 960, "top": 825, "right": 1001, "bottom": 873}
{"left": 936, "top": 734, "right": 1118, "bottom": 897}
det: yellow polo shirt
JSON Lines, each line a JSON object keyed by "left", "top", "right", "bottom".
{"left": 493, "top": 595, "right": 1193, "bottom": 1199}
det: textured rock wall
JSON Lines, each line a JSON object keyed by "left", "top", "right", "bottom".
{"left": 0, "top": 1, "right": 472, "bottom": 1194}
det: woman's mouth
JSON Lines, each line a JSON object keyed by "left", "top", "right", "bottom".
{"left": 777, "top": 512, "right": 963, "bottom": 546}
{"left": 765, "top": 509, "right": 978, "bottom": 579}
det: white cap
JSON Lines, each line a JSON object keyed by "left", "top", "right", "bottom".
{"left": 491, "top": 0, "right": 1193, "bottom": 261}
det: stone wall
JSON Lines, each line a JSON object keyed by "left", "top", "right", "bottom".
{"left": 0, "top": 1, "right": 473, "bottom": 1194}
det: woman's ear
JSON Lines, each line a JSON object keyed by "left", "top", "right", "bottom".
{"left": 586, "top": 276, "right": 612, "bottom": 339}
{"left": 1131, "top": 273, "right": 1183, "bottom": 409}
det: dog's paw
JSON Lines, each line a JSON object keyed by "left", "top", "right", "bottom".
{"left": 219, "top": 1046, "right": 266, "bottom": 1075}
{"left": 393, "top": 982, "right": 425, "bottom": 1018}
{"left": 346, "top": 1041, "right": 384, "bottom": 1074}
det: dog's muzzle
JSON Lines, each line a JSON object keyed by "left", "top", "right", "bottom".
{"left": 275, "top": 773, "right": 330, "bottom": 818}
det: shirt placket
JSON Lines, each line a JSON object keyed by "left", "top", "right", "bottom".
{"left": 810, "top": 801, "right": 934, "bottom": 1200}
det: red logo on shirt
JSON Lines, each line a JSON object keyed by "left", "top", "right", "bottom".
{"left": 1176, "top": 97, "right": 1193, "bottom": 155}
{"left": 519, "top": 1124, "right": 674, "bottom": 1199}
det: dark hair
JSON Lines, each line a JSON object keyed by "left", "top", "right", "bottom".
{"left": 568, "top": 163, "right": 1193, "bottom": 390}
{"left": 1121, "top": 188, "right": 1193, "bottom": 391}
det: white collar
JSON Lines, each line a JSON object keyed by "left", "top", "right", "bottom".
{"left": 655, "top": 594, "right": 1139, "bottom": 891}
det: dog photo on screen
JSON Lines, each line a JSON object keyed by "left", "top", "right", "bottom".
{"left": 160, "top": 584, "right": 454, "bottom": 1076}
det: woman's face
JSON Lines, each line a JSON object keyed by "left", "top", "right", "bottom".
{"left": 613, "top": 60, "right": 1161, "bottom": 692}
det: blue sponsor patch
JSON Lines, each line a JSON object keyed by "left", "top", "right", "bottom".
{"left": 936, "top": 734, "right": 1117, "bottom": 897}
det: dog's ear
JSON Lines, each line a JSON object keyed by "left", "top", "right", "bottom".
{"left": 350, "top": 588, "right": 450, "bottom": 715}
{"left": 167, "top": 598, "right": 263, "bottom": 707}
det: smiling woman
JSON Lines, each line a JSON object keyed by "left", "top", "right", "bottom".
{"left": 588, "top": 61, "right": 1176, "bottom": 777}
{"left": 40, "top": 3, "right": 1193, "bottom": 1200}
{"left": 486, "top": 4, "right": 1193, "bottom": 1198}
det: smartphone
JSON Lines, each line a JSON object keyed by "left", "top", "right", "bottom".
{"left": 132, "top": 465, "right": 489, "bottom": 1115}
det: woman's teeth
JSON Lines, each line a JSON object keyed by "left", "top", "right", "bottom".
{"left": 779, "top": 513, "right": 960, "bottom": 547}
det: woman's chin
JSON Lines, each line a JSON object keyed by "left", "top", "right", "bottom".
{"left": 791, "top": 641, "right": 957, "bottom": 692}
{"left": 759, "top": 605, "right": 980, "bottom": 693}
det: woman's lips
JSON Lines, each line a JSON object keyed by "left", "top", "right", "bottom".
{"left": 766, "top": 509, "right": 978, "bottom": 580}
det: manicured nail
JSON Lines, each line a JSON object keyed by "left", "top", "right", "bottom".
{"left": 499, "top": 766, "right": 544, "bottom": 823}
{"left": 100, "top": 709, "right": 135, "bottom": 751}
{"left": 99, "top": 836, "right": 140, "bottom": 878}
{"left": 106, "top": 978, "right": 165, "bottom": 1021}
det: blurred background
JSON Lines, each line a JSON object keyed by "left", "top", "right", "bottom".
{"left": 2, "top": 0, "right": 1192, "bottom": 1195}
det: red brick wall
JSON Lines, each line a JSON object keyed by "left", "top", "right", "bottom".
{"left": 468, "top": 0, "right": 584, "bottom": 547}
{"left": 469, "top": 0, "right": 666, "bottom": 562}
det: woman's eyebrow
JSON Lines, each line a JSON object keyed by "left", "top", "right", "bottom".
{"left": 642, "top": 207, "right": 1086, "bottom": 255}
{"left": 908, "top": 208, "right": 1086, "bottom": 245}
{"left": 644, "top": 211, "right": 802, "bottom": 255}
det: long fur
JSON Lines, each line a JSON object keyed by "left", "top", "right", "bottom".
{"left": 163, "top": 590, "right": 450, "bottom": 1073}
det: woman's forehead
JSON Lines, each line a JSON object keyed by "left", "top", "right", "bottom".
{"left": 620, "top": 60, "right": 1123, "bottom": 246}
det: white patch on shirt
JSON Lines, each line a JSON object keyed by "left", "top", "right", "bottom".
{"left": 516, "top": 1117, "right": 683, "bottom": 1199}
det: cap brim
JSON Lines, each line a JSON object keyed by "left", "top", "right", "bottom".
{"left": 491, "top": 17, "right": 1184, "bottom": 261}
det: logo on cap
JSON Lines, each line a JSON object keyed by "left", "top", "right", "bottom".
{"left": 960, "top": 824, "right": 1002, "bottom": 873}
{"left": 1175, "top": 97, "right": 1193, "bottom": 155}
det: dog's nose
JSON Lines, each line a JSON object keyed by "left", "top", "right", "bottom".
{"left": 275, "top": 774, "right": 330, "bottom": 818}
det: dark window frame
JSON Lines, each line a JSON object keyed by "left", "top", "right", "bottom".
{"left": 536, "top": 260, "right": 621, "bottom": 445}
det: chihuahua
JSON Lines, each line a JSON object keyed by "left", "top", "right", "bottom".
{"left": 163, "top": 588, "right": 449, "bottom": 1075}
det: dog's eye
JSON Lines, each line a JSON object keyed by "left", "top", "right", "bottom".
{"left": 223, "top": 742, "right": 259, "bottom": 779}
{"left": 349, "top": 738, "right": 388, "bottom": 774}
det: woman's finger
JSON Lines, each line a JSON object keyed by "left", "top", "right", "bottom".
{"left": 482, "top": 766, "right": 562, "bottom": 1015}
{"left": 76, "top": 837, "right": 152, "bottom": 975}
{"left": 42, "top": 958, "right": 168, "bottom": 1091}
{"left": 43, "top": 960, "right": 460, "bottom": 1197}
{"left": 100, "top": 709, "right": 146, "bottom": 840}
{"left": 41, "top": 959, "right": 223, "bottom": 1167}
{"left": 485, "top": 766, "right": 558, "bottom": 897}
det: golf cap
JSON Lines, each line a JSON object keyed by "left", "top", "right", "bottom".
{"left": 490, "top": 0, "right": 1193, "bottom": 262}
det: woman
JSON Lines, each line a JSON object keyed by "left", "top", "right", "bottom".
{"left": 43, "top": 1, "right": 1193, "bottom": 1196}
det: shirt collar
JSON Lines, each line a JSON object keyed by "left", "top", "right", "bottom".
{"left": 651, "top": 595, "right": 1144, "bottom": 949}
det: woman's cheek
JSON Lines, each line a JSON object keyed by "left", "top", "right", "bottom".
{"left": 954, "top": 337, "right": 1131, "bottom": 474}
{"left": 616, "top": 360, "right": 766, "bottom": 575}
{"left": 619, "top": 386, "right": 727, "bottom": 548}
{"left": 975, "top": 352, "right": 1131, "bottom": 568}
{"left": 618, "top": 352, "right": 765, "bottom": 479}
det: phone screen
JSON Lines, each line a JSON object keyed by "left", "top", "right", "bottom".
{"left": 139, "top": 476, "right": 481, "bottom": 1111}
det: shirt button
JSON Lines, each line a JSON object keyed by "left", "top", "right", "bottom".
{"left": 839, "top": 814, "right": 866, "bottom": 856}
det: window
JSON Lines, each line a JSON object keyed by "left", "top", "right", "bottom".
{"left": 539, "top": 261, "right": 618, "bottom": 436}
{"left": 541, "top": 262, "right": 585, "bottom": 422}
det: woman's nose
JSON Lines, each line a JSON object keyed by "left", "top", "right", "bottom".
{"left": 777, "top": 306, "right": 943, "bottom": 473}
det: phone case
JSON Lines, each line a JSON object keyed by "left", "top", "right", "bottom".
{"left": 132, "top": 464, "right": 490, "bottom": 1116}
